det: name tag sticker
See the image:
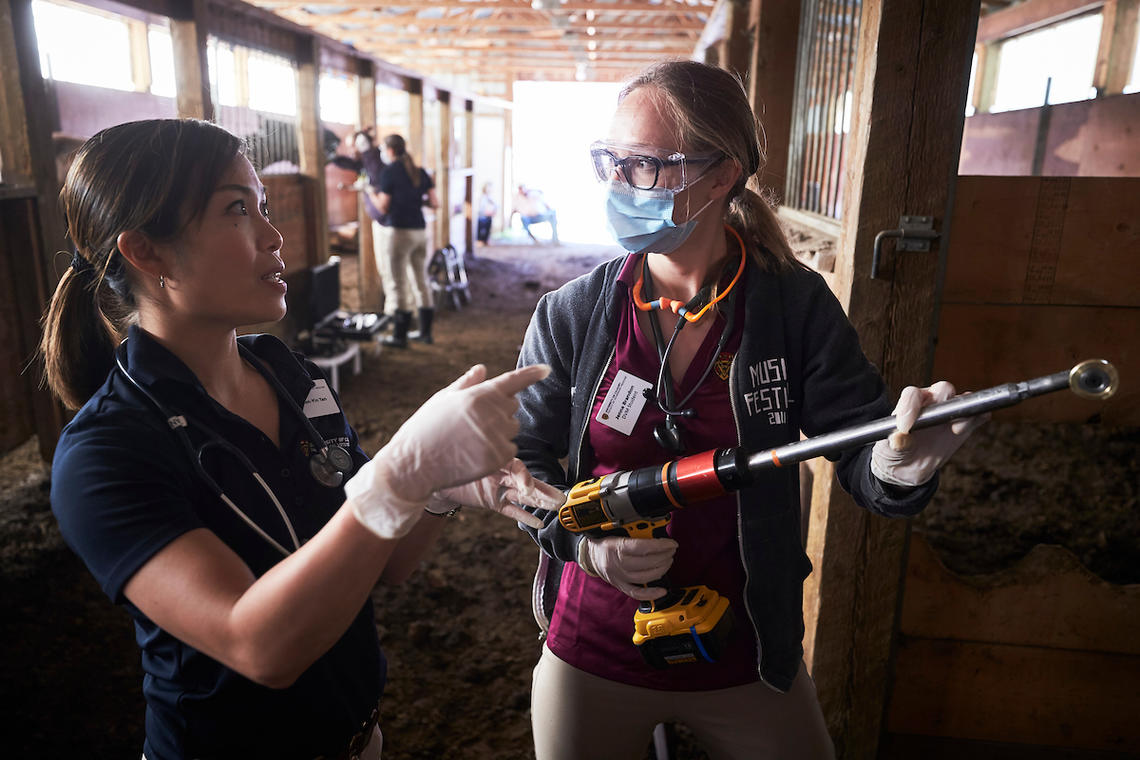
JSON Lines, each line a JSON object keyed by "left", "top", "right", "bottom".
{"left": 595, "top": 370, "right": 653, "bottom": 436}
{"left": 303, "top": 379, "right": 340, "bottom": 418}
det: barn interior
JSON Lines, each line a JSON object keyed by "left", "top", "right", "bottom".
{"left": 1, "top": 0, "right": 1138, "bottom": 758}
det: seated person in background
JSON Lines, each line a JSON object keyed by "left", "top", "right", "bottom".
{"left": 477, "top": 183, "right": 498, "bottom": 246}
{"left": 512, "top": 184, "right": 560, "bottom": 245}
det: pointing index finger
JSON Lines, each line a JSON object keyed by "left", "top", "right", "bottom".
{"left": 484, "top": 364, "right": 551, "bottom": 396}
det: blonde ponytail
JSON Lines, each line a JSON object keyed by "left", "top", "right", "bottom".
{"left": 728, "top": 180, "right": 798, "bottom": 273}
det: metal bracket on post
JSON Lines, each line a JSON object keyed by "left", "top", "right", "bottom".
{"left": 870, "top": 215, "right": 940, "bottom": 279}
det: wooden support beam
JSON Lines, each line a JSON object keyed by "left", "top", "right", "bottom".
{"left": 408, "top": 84, "right": 425, "bottom": 254}
{"left": 296, "top": 34, "right": 329, "bottom": 266}
{"left": 722, "top": 0, "right": 752, "bottom": 82}
{"left": 976, "top": 0, "right": 1102, "bottom": 42}
{"left": 169, "top": 0, "right": 212, "bottom": 120}
{"left": 747, "top": 0, "right": 803, "bottom": 197}
{"left": 1, "top": 0, "right": 70, "bottom": 460}
{"left": 1095, "top": 0, "right": 1140, "bottom": 95}
{"left": 802, "top": 0, "right": 981, "bottom": 757}
{"left": 356, "top": 59, "right": 382, "bottom": 312}
{"left": 437, "top": 92, "right": 452, "bottom": 253}
{"left": 462, "top": 101, "right": 475, "bottom": 255}
{"left": 257, "top": 0, "right": 714, "bottom": 13}
{"left": 127, "top": 17, "right": 152, "bottom": 93}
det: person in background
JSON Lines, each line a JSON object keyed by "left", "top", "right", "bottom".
{"left": 512, "top": 184, "right": 560, "bottom": 245}
{"left": 375, "top": 134, "right": 438, "bottom": 348}
{"left": 477, "top": 182, "right": 498, "bottom": 247}
{"left": 332, "top": 128, "right": 387, "bottom": 225}
{"left": 41, "top": 118, "right": 562, "bottom": 760}
{"left": 514, "top": 61, "right": 986, "bottom": 760}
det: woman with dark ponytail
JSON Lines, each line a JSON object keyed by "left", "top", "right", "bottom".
{"left": 42, "top": 118, "right": 559, "bottom": 760}
{"left": 514, "top": 60, "right": 985, "bottom": 759}
{"left": 374, "top": 133, "right": 438, "bottom": 347}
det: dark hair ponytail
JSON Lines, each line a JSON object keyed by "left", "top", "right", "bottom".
{"left": 39, "top": 118, "right": 242, "bottom": 409}
{"left": 383, "top": 133, "right": 422, "bottom": 190}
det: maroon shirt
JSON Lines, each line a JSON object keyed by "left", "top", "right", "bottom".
{"left": 546, "top": 253, "right": 760, "bottom": 690}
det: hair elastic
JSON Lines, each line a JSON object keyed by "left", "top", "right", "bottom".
{"left": 70, "top": 251, "right": 95, "bottom": 281}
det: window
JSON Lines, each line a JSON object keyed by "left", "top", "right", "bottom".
{"left": 207, "top": 38, "right": 239, "bottom": 107}
{"left": 247, "top": 50, "right": 297, "bottom": 117}
{"left": 319, "top": 72, "right": 358, "bottom": 125}
{"left": 32, "top": 0, "right": 133, "bottom": 91}
{"left": 991, "top": 12, "right": 1102, "bottom": 112}
{"left": 148, "top": 25, "right": 175, "bottom": 98}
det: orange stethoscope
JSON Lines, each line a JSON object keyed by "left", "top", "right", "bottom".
{"left": 631, "top": 224, "right": 747, "bottom": 322}
{"left": 630, "top": 224, "right": 747, "bottom": 454}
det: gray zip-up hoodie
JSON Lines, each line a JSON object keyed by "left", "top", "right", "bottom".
{"left": 515, "top": 253, "right": 935, "bottom": 692}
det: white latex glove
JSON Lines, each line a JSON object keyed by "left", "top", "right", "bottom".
{"left": 346, "top": 363, "right": 551, "bottom": 538}
{"left": 427, "top": 458, "right": 564, "bottom": 528}
{"left": 871, "top": 381, "right": 990, "bottom": 488}
{"left": 577, "top": 535, "right": 679, "bottom": 601}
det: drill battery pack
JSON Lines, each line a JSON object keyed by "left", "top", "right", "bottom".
{"left": 632, "top": 585, "right": 735, "bottom": 669}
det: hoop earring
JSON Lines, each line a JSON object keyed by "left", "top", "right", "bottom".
{"left": 159, "top": 275, "right": 165, "bottom": 289}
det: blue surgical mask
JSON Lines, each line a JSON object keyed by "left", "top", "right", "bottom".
{"left": 604, "top": 179, "right": 716, "bottom": 255}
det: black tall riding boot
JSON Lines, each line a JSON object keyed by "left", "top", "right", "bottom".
{"left": 409, "top": 307, "right": 434, "bottom": 344}
{"left": 382, "top": 310, "right": 412, "bottom": 348}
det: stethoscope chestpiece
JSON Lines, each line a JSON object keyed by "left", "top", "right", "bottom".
{"left": 309, "top": 444, "right": 353, "bottom": 488}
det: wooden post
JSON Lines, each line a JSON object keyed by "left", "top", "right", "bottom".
{"left": 722, "top": 0, "right": 753, "bottom": 83}
{"left": 127, "top": 18, "right": 152, "bottom": 93}
{"left": 463, "top": 99, "right": 474, "bottom": 255}
{"left": 356, "top": 58, "right": 382, "bottom": 311}
{"left": 437, "top": 90, "right": 452, "bottom": 252}
{"left": 801, "top": 0, "right": 980, "bottom": 757}
{"left": 169, "top": 0, "right": 212, "bottom": 120}
{"left": 747, "top": 0, "right": 803, "bottom": 197}
{"left": 1, "top": 0, "right": 69, "bottom": 460}
{"left": 296, "top": 34, "right": 329, "bottom": 267}
{"left": 408, "top": 80, "right": 426, "bottom": 251}
{"left": 1095, "top": 0, "right": 1140, "bottom": 96}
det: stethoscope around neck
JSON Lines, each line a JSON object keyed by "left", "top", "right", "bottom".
{"left": 114, "top": 340, "right": 353, "bottom": 557}
{"left": 635, "top": 228, "right": 745, "bottom": 455}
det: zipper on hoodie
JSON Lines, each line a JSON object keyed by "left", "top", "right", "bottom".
{"left": 570, "top": 343, "right": 616, "bottom": 482}
{"left": 534, "top": 342, "right": 616, "bottom": 633}
{"left": 729, "top": 351, "right": 782, "bottom": 692}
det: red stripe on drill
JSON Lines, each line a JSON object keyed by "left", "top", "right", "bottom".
{"left": 670, "top": 450, "right": 727, "bottom": 506}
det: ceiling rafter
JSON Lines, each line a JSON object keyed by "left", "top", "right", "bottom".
{"left": 250, "top": 0, "right": 710, "bottom": 94}
{"left": 257, "top": 0, "right": 712, "bottom": 12}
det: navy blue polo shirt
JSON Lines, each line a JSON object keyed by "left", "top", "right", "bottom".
{"left": 377, "top": 162, "right": 433, "bottom": 229}
{"left": 51, "top": 325, "right": 385, "bottom": 760}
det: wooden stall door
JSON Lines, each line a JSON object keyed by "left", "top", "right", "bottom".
{"left": 932, "top": 176, "right": 1139, "bottom": 424}
{"left": 881, "top": 175, "right": 1140, "bottom": 757}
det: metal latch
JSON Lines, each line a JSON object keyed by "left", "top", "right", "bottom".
{"left": 870, "top": 215, "right": 940, "bottom": 279}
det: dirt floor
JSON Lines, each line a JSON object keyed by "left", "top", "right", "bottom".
{"left": 0, "top": 236, "right": 1136, "bottom": 758}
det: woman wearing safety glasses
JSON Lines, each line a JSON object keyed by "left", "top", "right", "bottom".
{"left": 514, "top": 61, "right": 984, "bottom": 759}
{"left": 40, "top": 118, "right": 561, "bottom": 760}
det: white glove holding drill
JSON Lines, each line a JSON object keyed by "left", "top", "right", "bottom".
{"left": 346, "top": 363, "right": 551, "bottom": 539}
{"left": 577, "top": 535, "right": 679, "bottom": 601}
{"left": 871, "top": 381, "right": 989, "bottom": 488}
{"left": 427, "top": 457, "right": 563, "bottom": 528}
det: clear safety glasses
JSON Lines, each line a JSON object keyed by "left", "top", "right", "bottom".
{"left": 589, "top": 141, "right": 722, "bottom": 193}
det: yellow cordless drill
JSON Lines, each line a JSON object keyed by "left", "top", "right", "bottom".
{"left": 554, "top": 360, "right": 1117, "bottom": 668}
